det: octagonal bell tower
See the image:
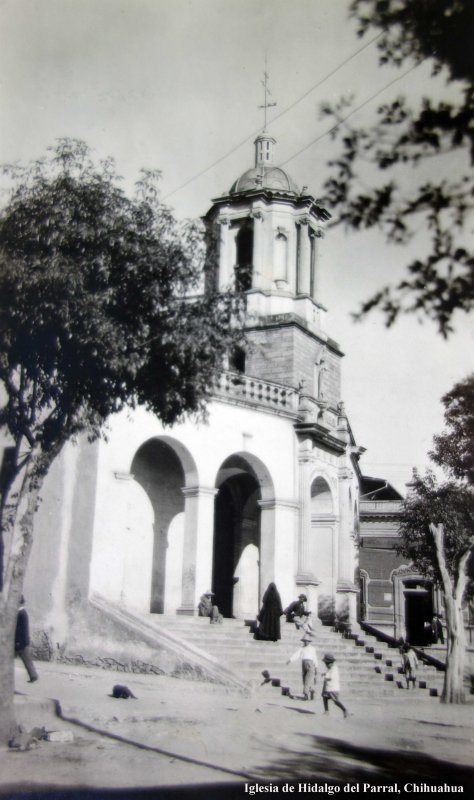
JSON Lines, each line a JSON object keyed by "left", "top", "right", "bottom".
{"left": 204, "top": 131, "right": 331, "bottom": 336}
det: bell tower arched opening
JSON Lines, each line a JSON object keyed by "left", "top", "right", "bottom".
{"left": 235, "top": 222, "right": 254, "bottom": 290}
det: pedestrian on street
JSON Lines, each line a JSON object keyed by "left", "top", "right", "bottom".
{"left": 15, "top": 595, "right": 38, "bottom": 683}
{"left": 287, "top": 634, "right": 318, "bottom": 700}
{"left": 321, "top": 653, "right": 348, "bottom": 718}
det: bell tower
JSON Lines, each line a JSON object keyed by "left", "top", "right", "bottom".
{"left": 203, "top": 79, "right": 343, "bottom": 409}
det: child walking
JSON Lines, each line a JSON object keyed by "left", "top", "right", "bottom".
{"left": 287, "top": 634, "right": 318, "bottom": 700}
{"left": 321, "top": 653, "right": 349, "bottom": 718}
{"left": 401, "top": 643, "right": 418, "bottom": 689}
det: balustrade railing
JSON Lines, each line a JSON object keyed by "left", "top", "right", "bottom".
{"left": 214, "top": 371, "right": 299, "bottom": 415}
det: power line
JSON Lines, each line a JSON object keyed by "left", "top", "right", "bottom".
{"left": 280, "top": 62, "right": 420, "bottom": 168}
{"left": 162, "top": 31, "right": 383, "bottom": 201}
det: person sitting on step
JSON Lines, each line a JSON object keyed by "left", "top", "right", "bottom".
{"left": 284, "top": 593, "right": 310, "bottom": 629}
{"left": 198, "top": 591, "right": 222, "bottom": 623}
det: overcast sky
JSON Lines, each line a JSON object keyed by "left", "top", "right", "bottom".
{"left": 1, "top": 0, "right": 472, "bottom": 493}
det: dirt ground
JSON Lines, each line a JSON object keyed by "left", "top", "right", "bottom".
{"left": 1, "top": 661, "right": 474, "bottom": 799}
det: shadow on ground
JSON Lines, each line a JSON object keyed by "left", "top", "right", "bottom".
{"left": 251, "top": 732, "right": 474, "bottom": 789}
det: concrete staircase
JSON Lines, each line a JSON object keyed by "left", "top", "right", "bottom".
{"left": 142, "top": 613, "right": 445, "bottom": 701}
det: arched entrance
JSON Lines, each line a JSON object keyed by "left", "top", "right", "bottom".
{"left": 131, "top": 437, "right": 197, "bottom": 614}
{"left": 213, "top": 453, "right": 274, "bottom": 619}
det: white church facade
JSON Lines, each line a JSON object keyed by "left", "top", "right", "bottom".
{"left": 20, "top": 131, "right": 366, "bottom": 645}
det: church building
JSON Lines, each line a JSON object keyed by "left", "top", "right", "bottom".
{"left": 21, "top": 128, "right": 366, "bottom": 645}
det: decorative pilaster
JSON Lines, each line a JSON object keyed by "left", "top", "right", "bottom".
{"left": 250, "top": 208, "right": 264, "bottom": 289}
{"left": 218, "top": 215, "right": 231, "bottom": 290}
{"left": 297, "top": 219, "right": 311, "bottom": 295}
{"left": 296, "top": 438, "right": 315, "bottom": 582}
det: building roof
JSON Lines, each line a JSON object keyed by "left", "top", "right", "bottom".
{"left": 360, "top": 476, "right": 403, "bottom": 500}
{"left": 230, "top": 164, "right": 300, "bottom": 195}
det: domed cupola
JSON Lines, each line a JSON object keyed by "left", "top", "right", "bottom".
{"left": 230, "top": 132, "right": 300, "bottom": 196}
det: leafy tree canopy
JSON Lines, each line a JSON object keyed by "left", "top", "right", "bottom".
{"left": 0, "top": 139, "right": 242, "bottom": 487}
{"left": 398, "top": 374, "right": 474, "bottom": 599}
{"left": 321, "top": 0, "right": 474, "bottom": 336}
{"left": 398, "top": 471, "right": 474, "bottom": 593}
{"left": 430, "top": 373, "right": 474, "bottom": 485}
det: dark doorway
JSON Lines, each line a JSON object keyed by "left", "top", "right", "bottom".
{"left": 212, "top": 465, "right": 260, "bottom": 618}
{"left": 404, "top": 582, "right": 433, "bottom": 645}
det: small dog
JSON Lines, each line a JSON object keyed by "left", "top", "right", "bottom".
{"left": 110, "top": 684, "right": 137, "bottom": 699}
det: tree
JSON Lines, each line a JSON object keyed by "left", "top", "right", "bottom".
{"left": 321, "top": 0, "right": 474, "bottom": 336}
{"left": 398, "top": 374, "right": 474, "bottom": 703}
{"left": 0, "top": 139, "right": 243, "bottom": 742}
{"left": 430, "top": 372, "right": 474, "bottom": 485}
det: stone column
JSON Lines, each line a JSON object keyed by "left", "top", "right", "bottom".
{"left": 250, "top": 209, "right": 264, "bottom": 289}
{"left": 218, "top": 217, "right": 231, "bottom": 290}
{"left": 337, "top": 468, "right": 353, "bottom": 583}
{"left": 259, "top": 498, "right": 299, "bottom": 605}
{"left": 177, "top": 486, "right": 217, "bottom": 614}
{"left": 296, "top": 438, "right": 315, "bottom": 581}
{"left": 297, "top": 219, "right": 311, "bottom": 295}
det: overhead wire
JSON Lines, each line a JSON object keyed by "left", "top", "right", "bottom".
{"left": 280, "top": 61, "right": 420, "bottom": 169}
{"left": 162, "top": 31, "right": 383, "bottom": 201}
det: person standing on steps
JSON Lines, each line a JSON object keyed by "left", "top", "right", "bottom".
{"left": 431, "top": 614, "right": 444, "bottom": 645}
{"left": 15, "top": 595, "right": 39, "bottom": 683}
{"left": 321, "top": 653, "right": 349, "bottom": 718}
{"left": 287, "top": 634, "right": 318, "bottom": 700}
{"left": 401, "top": 643, "right": 418, "bottom": 689}
{"left": 255, "top": 582, "right": 283, "bottom": 641}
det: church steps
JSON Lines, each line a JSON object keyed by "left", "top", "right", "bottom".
{"left": 139, "top": 613, "right": 445, "bottom": 699}
{"left": 79, "top": 604, "right": 444, "bottom": 700}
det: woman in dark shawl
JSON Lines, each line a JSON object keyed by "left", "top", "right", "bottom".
{"left": 256, "top": 582, "right": 283, "bottom": 641}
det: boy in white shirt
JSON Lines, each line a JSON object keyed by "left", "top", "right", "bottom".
{"left": 287, "top": 634, "right": 318, "bottom": 700}
{"left": 321, "top": 653, "right": 349, "bottom": 718}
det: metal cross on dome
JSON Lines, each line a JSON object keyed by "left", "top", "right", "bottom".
{"left": 258, "top": 65, "right": 277, "bottom": 131}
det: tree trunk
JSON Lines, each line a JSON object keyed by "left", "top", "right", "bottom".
{"left": 430, "top": 523, "right": 471, "bottom": 704}
{"left": 0, "top": 450, "right": 54, "bottom": 744}
{"left": 442, "top": 593, "right": 466, "bottom": 703}
{"left": 0, "top": 606, "right": 17, "bottom": 743}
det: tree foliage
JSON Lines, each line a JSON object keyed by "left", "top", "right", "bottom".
{"left": 0, "top": 139, "right": 243, "bottom": 498}
{"left": 397, "top": 373, "right": 474, "bottom": 702}
{"left": 430, "top": 372, "right": 474, "bottom": 485}
{"left": 321, "top": 0, "right": 474, "bottom": 335}
{"left": 398, "top": 471, "right": 473, "bottom": 593}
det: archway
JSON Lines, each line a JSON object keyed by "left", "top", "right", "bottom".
{"left": 131, "top": 437, "right": 196, "bottom": 614}
{"left": 213, "top": 453, "right": 274, "bottom": 618}
{"left": 235, "top": 222, "right": 254, "bottom": 290}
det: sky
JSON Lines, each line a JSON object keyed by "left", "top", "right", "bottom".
{"left": 0, "top": 0, "right": 472, "bottom": 493}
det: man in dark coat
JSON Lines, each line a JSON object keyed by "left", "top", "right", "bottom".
{"left": 256, "top": 582, "right": 283, "bottom": 641}
{"left": 431, "top": 614, "right": 444, "bottom": 644}
{"left": 284, "top": 593, "right": 309, "bottom": 627}
{"left": 15, "top": 595, "right": 38, "bottom": 682}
